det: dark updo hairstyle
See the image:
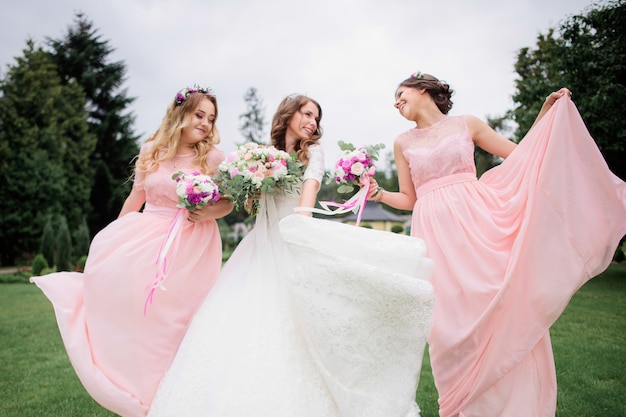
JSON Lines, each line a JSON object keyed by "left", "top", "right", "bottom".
{"left": 270, "top": 94, "right": 323, "bottom": 165}
{"left": 398, "top": 72, "right": 455, "bottom": 114}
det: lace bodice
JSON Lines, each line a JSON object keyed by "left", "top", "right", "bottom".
{"left": 248, "top": 143, "right": 324, "bottom": 283}
{"left": 302, "top": 144, "right": 325, "bottom": 184}
{"left": 395, "top": 116, "right": 476, "bottom": 190}
{"left": 133, "top": 142, "right": 225, "bottom": 209}
{"left": 268, "top": 144, "right": 325, "bottom": 217}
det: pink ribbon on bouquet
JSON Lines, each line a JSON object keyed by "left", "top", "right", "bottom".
{"left": 144, "top": 208, "right": 186, "bottom": 315}
{"left": 295, "top": 178, "right": 371, "bottom": 226}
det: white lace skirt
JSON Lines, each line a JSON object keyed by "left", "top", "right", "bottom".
{"left": 149, "top": 209, "right": 434, "bottom": 417}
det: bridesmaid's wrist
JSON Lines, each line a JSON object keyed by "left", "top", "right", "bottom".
{"left": 374, "top": 187, "right": 385, "bottom": 203}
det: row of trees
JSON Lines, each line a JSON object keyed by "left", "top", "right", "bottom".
{"left": 0, "top": 13, "right": 139, "bottom": 266}
{"left": 1, "top": 1, "right": 624, "bottom": 266}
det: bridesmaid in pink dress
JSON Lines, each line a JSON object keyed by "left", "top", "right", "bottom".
{"left": 30, "top": 85, "right": 233, "bottom": 417}
{"left": 368, "top": 72, "right": 626, "bottom": 417}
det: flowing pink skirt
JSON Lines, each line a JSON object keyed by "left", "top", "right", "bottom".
{"left": 411, "top": 97, "right": 626, "bottom": 417}
{"left": 31, "top": 205, "right": 222, "bottom": 417}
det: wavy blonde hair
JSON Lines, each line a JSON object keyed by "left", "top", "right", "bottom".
{"left": 270, "top": 95, "right": 323, "bottom": 165}
{"left": 135, "top": 92, "right": 220, "bottom": 179}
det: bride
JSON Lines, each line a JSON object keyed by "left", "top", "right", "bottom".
{"left": 148, "top": 94, "right": 436, "bottom": 417}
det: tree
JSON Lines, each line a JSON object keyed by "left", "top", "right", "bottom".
{"left": 73, "top": 217, "right": 91, "bottom": 261}
{"left": 511, "top": 0, "right": 626, "bottom": 179}
{"left": 238, "top": 87, "right": 267, "bottom": 144}
{"left": 475, "top": 115, "right": 515, "bottom": 177}
{"left": 222, "top": 87, "right": 269, "bottom": 226}
{"left": 0, "top": 40, "right": 94, "bottom": 265}
{"left": 39, "top": 216, "right": 56, "bottom": 267}
{"left": 510, "top": 29, "right": 564, "bottom": 142}
{"left": 47, "top": 12, "right": 140, "bottom": 235}
{"left": 55, "top": 215, "right": 72, "bottom": 271}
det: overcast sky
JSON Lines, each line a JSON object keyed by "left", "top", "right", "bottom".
{"left": 2, "top": 0, "right": 596, "bottom": 166}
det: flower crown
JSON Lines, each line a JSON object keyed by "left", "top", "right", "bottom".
{"left": 410, "top": 71, "right": 425, "bottom": 79}
{"left": 175, "top": 84, "right": 215, "bottom": 105}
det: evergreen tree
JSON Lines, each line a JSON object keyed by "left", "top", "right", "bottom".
{"left": 0, "top": 40, "right": 94, "bottom": 265}
{"left": 47, "top": 12, "right": 140, "bottom": 234}
{"left": 55, "top": 215, "right": 72, "bottom": 271}
{"left": 40, "top": 215, "right": 56, "bottom": 267}
{"left": 224, "top": 87, "right": 268, "bottom": 226}
{"left": 238, "top": 87, "right": 267, "bottom": 144}
{"left": 73, "top": 217, "right": 91, "bottom": 261}
{"left": 89, "top": 159, "right": 115, "bottom": 234}
{"left": 31, "top": 253, "right": 49, "bottom": 276}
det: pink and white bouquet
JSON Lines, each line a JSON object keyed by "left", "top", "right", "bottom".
{"left": 329, "top": 141, "right": 385, "bottom": 193}
{"left": 305, "top": 141, "right": 385, "bottom": 226}
{"left": 172, "top": 170, "right": 221, "bottom": 210}
{"left": 214, "top": 142, "right": 304, "bottom": 214}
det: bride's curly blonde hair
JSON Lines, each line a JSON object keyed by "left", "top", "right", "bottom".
{"left": 270, "top": 95, "right": 322, "bottom": 165}
{"left": 135, "top": 90, "right": 220, "bottom": 180}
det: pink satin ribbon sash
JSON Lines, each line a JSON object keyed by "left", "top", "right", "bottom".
{"left": 143, "top": 203, "right": 187, "bottom": 315}
{"left": 296, "top": 181, "right": 371, "bottom": 226}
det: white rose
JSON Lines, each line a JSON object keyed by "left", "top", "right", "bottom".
{"left": 350, "top": 162, "right": 365, "bottom": 176}
{"left": 334, "top": 167, "right": 346, "bottom": 177}
{"left": 175, "top": 181, "right": 187, "bottom": 197}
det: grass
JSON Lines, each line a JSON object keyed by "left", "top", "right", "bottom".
{"left": 550, "top": 263, "right": 626, "bottom": 417}
{"left": 1, "top": 264, "right": 624, "bottom": 416}
{"left": 416, "top": 263, "right": 626, "bottom": 417}
{"left": 0, "top": 282, "right": 115, "bottom": 416}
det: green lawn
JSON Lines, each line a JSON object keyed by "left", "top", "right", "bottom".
{"left": 1, "top": 264, "right": 624, "bottom": 416}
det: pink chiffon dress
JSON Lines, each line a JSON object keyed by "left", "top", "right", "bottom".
{"left": 396, "top": 96, "right": 626, "bottom": 417}
{"left": 30, "top": 143, "right": 226, "bottom": 417}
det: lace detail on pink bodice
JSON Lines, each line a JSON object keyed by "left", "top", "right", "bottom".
{"left": 395, "top": 116, "right": 476, "bottom": 190}
{"left": 133, "top": 142, "right": 225, "bottom": 209}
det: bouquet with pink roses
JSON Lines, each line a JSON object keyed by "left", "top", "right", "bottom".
{"left": 172, "top": 170, "right": 221, "bottom": 210}
{"left": 214, "top": 142, "right": 304, "bottom": 215}
{"left": 301, "top": 141, "right": 385, "bottom": 226}
{"left": 329, "top": 141, "right": 384, "bottom": 194}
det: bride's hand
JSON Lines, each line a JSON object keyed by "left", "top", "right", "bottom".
{"left": 244, "top": 190, "right": 261, "bottom": 214}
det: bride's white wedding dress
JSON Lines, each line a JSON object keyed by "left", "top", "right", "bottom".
{"left": 148, "top": 145, "right": 435, "bottom": 417}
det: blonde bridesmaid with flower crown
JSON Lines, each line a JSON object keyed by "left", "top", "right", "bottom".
{"left": 31, "top": 85, "right": 233, "bottom": 417}
{"left": 368, "top": 71, "right": 626, "bottom": 417}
